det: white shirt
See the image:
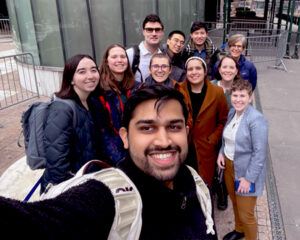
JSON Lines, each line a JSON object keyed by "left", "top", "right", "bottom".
{"left": 126, "top": 41, "right": 162, "bottom": 82}
{"left": 223, "top": 112, "right": 244, "bottom": 160}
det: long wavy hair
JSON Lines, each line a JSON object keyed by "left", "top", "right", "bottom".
{"left": 98, "top": 44, "right": 135, "bottom": 93}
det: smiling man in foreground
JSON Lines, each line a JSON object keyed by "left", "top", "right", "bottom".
{"left": 0, "top": 84, "right": 216, "bottom": 239}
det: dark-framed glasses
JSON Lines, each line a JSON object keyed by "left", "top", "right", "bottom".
{"left": 151, "top": 64, "right": 170, "bottom": 71}
{"left": 144, "top": 27, "right": 163, "bottom": 33}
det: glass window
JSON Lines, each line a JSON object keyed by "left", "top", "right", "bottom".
{"left": 12, "top": 0, "right": 40, "bottom": 65}
{"left": 123, "top": 0, "right": 156, "bottom": 47}
{"left": 90, "top": 0, "right": 123, "bottom": 63}
{"left": 31, "top": 0, "right": 64, "bottom": 67}
{"left": 57, "top": 0, "right": 94, "bottom": 60}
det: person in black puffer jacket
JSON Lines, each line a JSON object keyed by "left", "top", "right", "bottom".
{"left": 41, "top": 54, "right": 105, "bottom": 193}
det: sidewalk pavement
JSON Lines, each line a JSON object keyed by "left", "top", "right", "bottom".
{"left": 257, "top": 59, "right": 300, "bottom": 239}
{"left": 1, "top": 38, "right": 300, "bottom": 239}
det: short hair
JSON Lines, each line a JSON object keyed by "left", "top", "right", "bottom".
{"left": 190, "top": 21, "right": 208, "bottom": 34}
{"left": 231, "top": 78, "right": 253, "bottom": 96}
{"left": 168, "top": 30, "right": 186, "bottom": 40}
{"left": 228, "top": 34, "right": 247, "bottom": 49}
{"left": 142, "top": 14, "right": 164, "bottom": 29}
{"left": 215, "top": 55, "right": 241, "bottom": 80}
{"left": 149, "top": 53, "right": 171, "bottom": 67}
{"left": 56, "top": 54, "right": 99, "bottom": 98}
{"left": 122, "top": 84, "right": 188, "bottom": 129}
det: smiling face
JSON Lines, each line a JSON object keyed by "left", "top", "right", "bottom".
{"left": 229, "top": 40, "right": 244, "bottom": 59}
{"left": 231, "top": 89, "right": 252, "bottom": 115}
{"left": 107, "top": 46, "right": 128, "bottom": 80}
{"left": 190, "top": 28, "right": 207, "bottom": 47}
{"left": 119, "top": 99, "right": 189, "bottom": 181}
{"left": 143, "top": 22, "right": 164, "bottom": 47}
{"left": 72, "top": 57, "right": 99, "bottom": 98}
{"left": 218, "top": 57, "right": 238, "bottom": 82}
{"left": 167, "top": 33, "right": 185, "bottom": 54}
{"left": 149, "top": 56, "right": 171, "bottom": 83}
{"left": 186, "top": 59, "right": 206, "bottom": 91}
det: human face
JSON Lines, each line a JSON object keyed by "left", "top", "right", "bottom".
{"left": 149, "top": 57, "right": 171, "bottom": 83}
{"left": 219, "top": 57, "right": 238, "bottom": 82}
{"left": 186, "top": 59, "right": 206, "bottom": 90}
{"left": 167, "top": 33, "right": 185, "bottom": 54}
{"left": 73, "top": 58, "right": 99, "bottom": 97}
{"left": 107, "top": 46, "right": 128, "bottom": 79}
{"left": 190, "top": 28, "right": 207, "bottom": 47}
{"left": 231, "top": 89, "right": 252, "bottom": 115}
{"left": 229, "top": 40, "right": 244, "bottom": 59}
{"left": 143, "top": 22, "right": 164, "bottom": 47}
{"left": 119, "top": 99, "right": 189, "bottom": 182}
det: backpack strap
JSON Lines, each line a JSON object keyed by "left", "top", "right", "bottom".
{"left": 186, "top": 165, "right": 215, "bottom": 235}
{"left": 131, "top": 45, "right": 144, "bottom": 82}
{"left": 41, "top": 160, "right": 142, "bottom": 240}
{"left": 54, "top": 97, "right": 77, "bottom": 127}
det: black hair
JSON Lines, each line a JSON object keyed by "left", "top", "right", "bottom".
{"left": 190, "top": 21, "right": 208, "bottom": 34}
{"left": 168, "top": 30, "right": 186, "bottom": 40}
{"left": 122, "top": 84, "right": 188, "bottom": 129}
{"left": 142, "top": 13, "right": 164, "bottom": 29}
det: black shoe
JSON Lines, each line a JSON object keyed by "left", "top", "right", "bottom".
{"left": 223, "top": 230, "right": 245, "bottom": 240}
{"left": 217, "top": 195, "right": 228, "bottom": 210}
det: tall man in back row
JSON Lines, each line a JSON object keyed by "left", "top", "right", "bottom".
{"left": 126, "top": 14, "right": 164, "bottom": 82}
{"left": 0, "top": 85, "right": 216, "bottom": 239}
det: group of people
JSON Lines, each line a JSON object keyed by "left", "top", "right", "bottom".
{"left": 0, "top": 13, "right": 268, "bottom": 240}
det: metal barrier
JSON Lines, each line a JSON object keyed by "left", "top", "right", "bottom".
{"left": 0, "top": 53, "right": 39, "bottom": 110}
{"left": 0, "top": 19, "right": 11, "bottom": 37}
{"left": 209, "top": 26, "right": 288, "bottom": 71}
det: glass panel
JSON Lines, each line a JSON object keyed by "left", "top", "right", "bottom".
{"left": 6, "top": 0, "right": 21, "bottom": 50}
{"left": 31, "top": 0, "right": 64, "bottom": 67}
{"left": 89, "top": 0, "right": 123, "bottom": 63}
{"left": 158, "top": 0, "right": 198, "bottom": 39}
{"left": 123, "top": 0, "right": 156, "bottom": 47}
{"left": 57, "top": 0, "right": 93, "bottom": 60}
{"left": 12, "top": 0, "right": 40, "bottom": 64}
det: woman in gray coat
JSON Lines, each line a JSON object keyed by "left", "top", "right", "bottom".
{"left": 217, "top": 79, "right": 268, "bottom": 240}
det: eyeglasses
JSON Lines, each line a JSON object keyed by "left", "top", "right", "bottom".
{"left": 144, "top": 27, "right": 163, "bottom": 33}
{"left": 151, "top": 64, "right": 170, "bottom": 71}
{"left": 230, "top": 44, "right": 243, "bottom": 49}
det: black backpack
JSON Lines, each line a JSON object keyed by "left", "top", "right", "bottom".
{"left": 128, "top": 45, "right": 143, "bottom": 82}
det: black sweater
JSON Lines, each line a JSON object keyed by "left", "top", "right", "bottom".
{"left": 0, "top": 158, "right": 216, "bottom": 240}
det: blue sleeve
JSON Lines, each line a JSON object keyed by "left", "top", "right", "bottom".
{"left": 249, "top": 63, "right": 257, "bottom": 90}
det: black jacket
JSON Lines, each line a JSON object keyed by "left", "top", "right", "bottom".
{"left": 0, "top": 158, "right": 217, "bottom": 240}
{"left": 41, "top": 96, "right": 99, "bottom": 192}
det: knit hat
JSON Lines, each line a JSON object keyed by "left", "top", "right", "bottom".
{"left": 185, "top": 56, "right": 207, "bottom": 72}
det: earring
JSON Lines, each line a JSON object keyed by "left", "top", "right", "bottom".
{"left": 71, "top": 81, "right": 74, "bottom": 85}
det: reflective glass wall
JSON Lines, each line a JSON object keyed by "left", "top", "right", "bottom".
{"left": 6, "top": 0, "right": 205, "bottom": 67}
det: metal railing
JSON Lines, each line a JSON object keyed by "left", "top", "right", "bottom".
{"left": 208, "top": 23, "right": 288, "bottom": 71}
{"left": 0, "top": 19, "right": 11, "bottom": 37}
{"left": 0, "top": 53, "right": 39, "bottom": 110}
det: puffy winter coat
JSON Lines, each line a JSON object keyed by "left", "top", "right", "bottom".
{"left": 41, "top": 96, "right": 99, "bottom": 192}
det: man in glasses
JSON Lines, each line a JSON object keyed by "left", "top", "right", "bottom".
{"left": 127, "top": 14, "right": 164, "bottom": 82}
{"left": 161, "top": 30, "right": 187, "bottom": 82}
{"left": 144, "top": 53, "right": 176, "bottom": 88}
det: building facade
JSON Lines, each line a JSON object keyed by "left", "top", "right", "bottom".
{"left": 6, "top": 0, "right": 206, "bottom": 68}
